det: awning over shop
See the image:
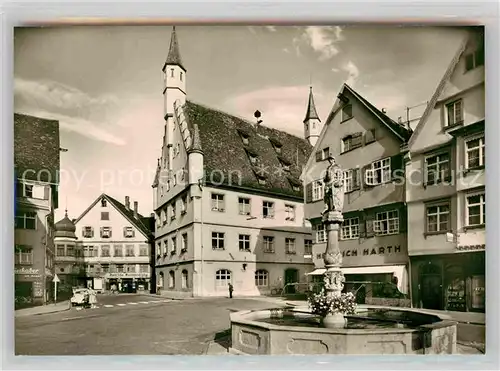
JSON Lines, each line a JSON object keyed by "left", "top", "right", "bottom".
{"left": 306, "top": 265, "right": 409, "bottom": 294}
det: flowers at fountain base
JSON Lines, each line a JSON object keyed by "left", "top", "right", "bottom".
{"left": 308, "top": 290, "right": 357, "bottom": 317}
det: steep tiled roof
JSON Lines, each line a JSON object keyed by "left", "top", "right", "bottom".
{"left": 345, "top": 85, "right": 413, "bottom": 142}
{"left": 14, "top": 113, "right": 60, "bottom": 183}
{"left": 164, "top": 26, "right": 185, "bottom": 71}
{"left": 183, "top": 101, "right": 313, "bottom": 198}
{"left": 303, "top": 87, "right": 320, "bottom": 123}
{"left": 105, "top": 194, "right": 152, "bottom": 237}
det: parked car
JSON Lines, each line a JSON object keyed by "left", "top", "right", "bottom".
{"left": 70, "top": 288, "right": 90, "bottom": 307}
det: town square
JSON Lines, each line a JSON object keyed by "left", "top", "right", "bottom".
{"left": 13, "top": 24, "right": 485, "bottom": 356}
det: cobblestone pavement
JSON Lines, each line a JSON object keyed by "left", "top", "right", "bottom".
{"left": 15, "top": 297, "right": 485, "bottom": 356}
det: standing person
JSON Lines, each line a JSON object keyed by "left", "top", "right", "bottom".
{"left": 89, "top": 288, "right": 98, "bottom": 309}
{"left": 228, "top": 283, "right": 234, "bottom": 299}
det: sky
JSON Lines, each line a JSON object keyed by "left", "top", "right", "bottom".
{"left": 13, "top": 24, "right": 467, "bottom": 222}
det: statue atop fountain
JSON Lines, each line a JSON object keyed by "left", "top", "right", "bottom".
{"left": 321, "top": 154, "right": 346, "bottom": 328}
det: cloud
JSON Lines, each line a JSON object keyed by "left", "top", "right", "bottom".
{"left": 265, "top": 26, "right": 277, "bottom": 32}
{"left": 14, "top": 78, "right": 126, "bottom": 145}
{"left": 343, "top": 61, "right": 359, "bottom": 86}
{"left": 331, "top": 67, "right": 340, "bottom": 73}
{"left": 224, "top": 85, "right": 332, "bottom": 137}
{"left": 295, "top": 26, "right": 345, "bottom": 61}
{"left": 282, "top": 47, "right": 290, "bottom": 53}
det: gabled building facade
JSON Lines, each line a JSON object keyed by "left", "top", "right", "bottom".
{"left": 14, "top": 113, "right": 60, "bottom": 307}
{"left": 405, "top": 27, "right": 485, "bottom": 312}
{"left": 302, "top": 84, "right": 412, "bottom": 304}
{"left": 152, "top": 27, "right": 314, "bottom": 298}
{"left": 71, "top": 194, "right": 154, "bottom": 292}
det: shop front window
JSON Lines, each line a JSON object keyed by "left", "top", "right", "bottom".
{"left": 444, "top": 265, "right": 466, "bottom": 312}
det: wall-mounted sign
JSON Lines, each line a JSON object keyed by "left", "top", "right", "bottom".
{"left": 456, "top": 244, "right": 485, "bottom": 252}
{"left": 342, "top": 245, "right": 403, "bottom": 257}
{"left": 33, "top": 281, "right": 43, "bottom": 298}
{"left": 15, "top": 267, "right": 40, "bottom": 275}
{"left": 105, "top": 272, "right": 150, "bottom": 279}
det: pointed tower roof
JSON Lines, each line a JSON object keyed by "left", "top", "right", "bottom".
{"left": 303, "top": 87, "right": 320, "bottom": 123}
{"left": 55, "top": 209, "right": 77, "bottom": 239}
{"left": 165, "top": 26, "right": 186, "bottom": 71}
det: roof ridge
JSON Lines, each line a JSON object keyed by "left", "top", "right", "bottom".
{"left": 186, "top": 100, "right": 312, "bottom": 144}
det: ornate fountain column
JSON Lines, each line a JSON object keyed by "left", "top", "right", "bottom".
{"left": 321, "top": 155, "right": 346, "bottom": 328}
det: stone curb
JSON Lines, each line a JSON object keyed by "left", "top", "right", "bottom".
{"left": 15, "top": 302, "right": 71, "bottom": 318}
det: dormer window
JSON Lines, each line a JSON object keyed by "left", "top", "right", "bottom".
{"left": 278, "top": 157, "right": 292, "bottom": 171}
{"left": 101, "top": 199, "right": 107, "bottom": 207}
{"left": 237, "top": 129, "right": 250, "bottom": 145}
{"left": 446, "top": 99, "right": 463, "bottom": 127}
{"left": 249, "top": 154, "right": 258, "bottom": 165}
{"left": 269, "top": 138, "right": 283, "bottom": 154}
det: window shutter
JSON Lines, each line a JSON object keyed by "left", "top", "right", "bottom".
{"left": 123, "top": 227, "right": 127, "bottom": 237}
{"left": 43, "top": 185, "right": 50, "bottom": 200}
{"left": 91, "top": 227, "right": 94, "bottom": 237}
{"left": 364, "top": 129, "right": 376, "bottom": 145}
{"left": 362, "top": 164, "right": 374, "bottom": 188}
{"left": 391, "top": 154, "right": 404, "bottom": 180}
{"left": 353, "top": 169, "right": 361, "bottom": 190}
{"left": 305, "top": 182, "right": 313, "bottom": 203}
{"left": 352, "top": 132, "right": 363, "bottom": 148}
{"left": 358, "top": 213, "right": 366, "bottom": 238}
{"left": 132, "top": 229, "right": 135, "bottom": 237}
{"left": 399, "top": 204, "right": 407, "bottom": 233}
{"left": 82, "top": 228, "right": 85, "bottom": 237}
{"left": 109, "top": 228, "right": 112, "bottom": 238}
{"left": 365, "top": 213, "right": 375, "bottom": 238}
{"left": 100, "top": 227, "right": 103, "bottom": 238}
{"left": 315, "top": 151, "right": 322, "bottom": 162}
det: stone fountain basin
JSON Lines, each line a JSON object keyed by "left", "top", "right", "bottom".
{"left": 229, "top": 307, "right": 457, "bottom": 355}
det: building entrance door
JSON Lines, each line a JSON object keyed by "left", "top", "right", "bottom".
{"left": 284, "top": 269, "right": 298, "bottom": 294}
{"left": 420, "top": 263, "right": 443, "bottom": 310}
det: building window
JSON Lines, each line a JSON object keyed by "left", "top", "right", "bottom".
{"left": 180, "top": 72, "right": 183, "bottom": 81}
{"left": 181, "top": 269, "right": 188, "bottom": 289}
{"left": 158, "top": 272, "right": 164, "bottom": 288}
{"left": 20, "top": 183, "right": 45, "bottom": 199}
{"left": 113, "top": 245, "right": 123, "bottom": 257}
{"left": 365, "top": 158, "right": 391, "bottom": 186}
{"left": 374, "top": 210, "right": 399, "bottom": 235}
{"left": 124, "top": 226, "right": 134, "bottom": 238}
{"left": 446, "top": 99, "right": 463, "bottom": 127}
{"left": 215, "top": 269, "right": 231, "bottom": 287}
{"left": 170, "top": 68, "right": 174, "bottom": 77}
{"left": 171, "top": 237, "right": 177, "bottom": 254}
{"left": 465, "top": 47, "right": 484, "bottom": 71}
{"left": 101, "top": 227, "right": 112, "bottom": 238}
{"left": 425, "top": 152, "right": 450, "bottom": 184}
{"left": 162, "top": 209, "right": 168, "bottom": 225}
{"left": 101, "top": 212, "right": 109, "bottom": 220}
{"left": 212, "top": 232, "right": 225, "bottom": 250}
{"left": 285, "top": 238, "right": 296, "bottom": 254}
{"left": 343, "top": 169, "right": 360, "bottom": 192}
{"left": 15, "top": 211, "right": 36, "bottom": 230}
{"left": 66, "top": 246, "right": 75, "bottom": 256}
{"left": 126, "top": 264, "right": 136, "bottom": 273}
{"left": 181, "top": 233, "right": 188, "bottom": 253}
{"left": 163, "top": 240, "right": 168, "bottom": 256}
{"left": 238, "top": 197, "right": 251, "bottom": 215}
{"left": 101, "top": 199, "right": 107, "bottom": 207}
{"left": 171, "top": 203, "right": 176, "bottom": 220}
{"left": 181, "top": 195, "right": 187, "bottom": 214}
{"left": 211, "top": 193, "right": 225, "bottom": 212}
{"left": 304, "top": 239, "right": 313, "bottom": 256}
{"left": 322, "top": 147, "right": 330, "bottom": 160}
{"left": 173, "top": 174, "right": 177, "bottom": 186}
{"left": 83, "top": 245, "right": 97, "bottom": 257}
{"left": 249, "top": 154, "right": 258, "bottom": 165}
{"left": 341, "top": 134, "right": 362, "bottom": 152}
{"left": 15, "top": 245, "right": 33, "bottom": 265}
{"left": 125, "top": 245, "right": 135, "bottom": 257}
{"left": 239, "top": 234, "right": 251, "bottom": 252}
{"left": 140, "top": 264, "right": 149, "bottom": 273}
{"left": 263, "top": 236, "right": 275, "bottom": 253}
{"left": 342, "top": 104, "right": 353, "bottom": 121}
{"left": 341, "top": 217, "right": 360, "bottom": 240}
{"left": 314, "top": 223, "right": 326, "bottom": 243}
{"left": 255, "top": 269, "right": 269, "bottom": 287}
{"left": 285, "top": 204, "right": 296, "bottom": 221}
{"left": 82, "top": 226, "right": 93, "bottom": 238}
{"left": 312, "top": 181, "right": 324, "bottom": 201}
{"left": 466, "top": 192, "right": 485, "bottom": 226}
{"left": 56, "top": 245, "right": 65, "bottom": 256}
{"left": 101, "top": 245, "right": 110, "bottom": 257}
{"left": 426, "top": 203, "right": 450, "bottom": 233}
{"left": 466, "top": 135, "right": 485, "bottom": 169}
{"left": 263, "top": 201, "right": 275, "bottom": 219}
{"left": 139, "top": 245, "right": 149, "bottom": 256}
{"left": 101, "top": 264, "right": 109, "bottom": 273}
{"left": 116, "top": 264, "right": 124, "bottom": 273}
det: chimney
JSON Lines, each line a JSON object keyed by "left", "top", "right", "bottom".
{"left": 125, "top": 196, "right": 130, "bottom": 210}
{"left": 133, "top": 201, "right": 138, "bottom": 219}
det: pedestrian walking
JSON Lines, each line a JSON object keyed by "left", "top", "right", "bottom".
{"left": 89, "top": 288, "right": 98, "bottom": 309}
{"left": 228, "top": 283, "right": 234, "bottom": 299}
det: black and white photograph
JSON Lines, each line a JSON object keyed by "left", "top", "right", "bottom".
{"left": 13, "top": 23, "right": 485, "bottom": 356}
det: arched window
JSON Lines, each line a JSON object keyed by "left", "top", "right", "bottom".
{"left": 169, "top": 270, "right": 175, "bottom": 288}
{"left": 158, "top": 272, "right": 164, "bottom": 288}
{"left": 255, "top": 269, "right": 269, "bottom": 287}
{"left": 215, "top": 269, "right": 231, "bottom": 287}
{"left": 181, "top": 269, "right": 188, "bottom": 289}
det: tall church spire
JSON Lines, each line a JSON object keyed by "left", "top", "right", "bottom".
{"left": 303, "top": 86, "right": 320, "bottom": 123}
{"left": 166, "top": 26, "right": 186, "bottom": 71}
